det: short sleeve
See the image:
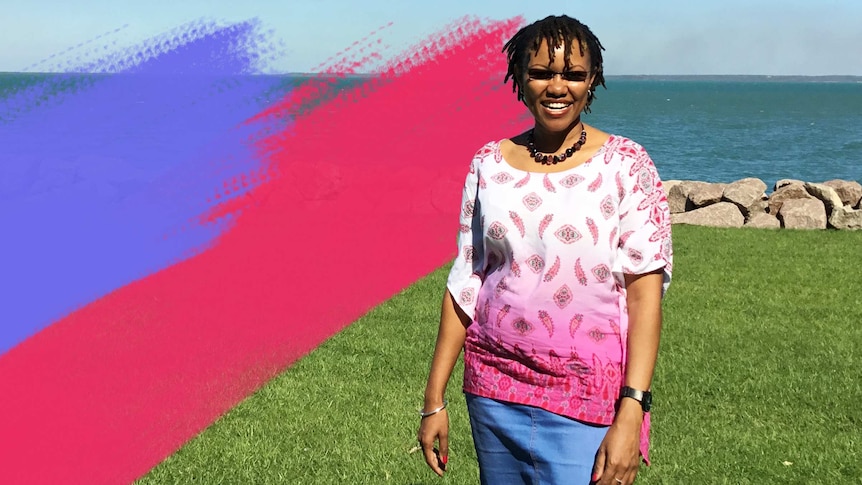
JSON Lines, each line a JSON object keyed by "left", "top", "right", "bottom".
{"left": 613, "top": 144, "right": 673, "bottom": 297}
{"left": 445, "top": 148, "right": 487, "bottom": 320}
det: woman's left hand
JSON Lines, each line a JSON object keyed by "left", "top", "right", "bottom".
{"left": 591, "top": 401, "right": 643, "bottom": 485}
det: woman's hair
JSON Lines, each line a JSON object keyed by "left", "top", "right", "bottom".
{"left": 503, "top": 15, "right": 606, "bottom": 111}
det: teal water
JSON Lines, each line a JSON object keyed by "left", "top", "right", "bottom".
{"left": 588, "top": 79, "right": 862, "bottom": 189}
{"left": 3, "top": 74, "right": 860, "bottom": 190}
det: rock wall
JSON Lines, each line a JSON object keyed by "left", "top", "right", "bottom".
{"left": 665, "top": 178, "right": 862, "bottom": 230}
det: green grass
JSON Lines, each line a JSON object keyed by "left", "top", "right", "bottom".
{"left": 138, "top": 225, "right": 861, "bottom": 484}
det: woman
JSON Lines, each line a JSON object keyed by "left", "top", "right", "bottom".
{"left": 417, "top": 15, "right": 672, "bottom": 485}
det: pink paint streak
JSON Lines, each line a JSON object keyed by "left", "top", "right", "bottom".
{"left": 0, "top": 16, "right": 529, "bottom": 484}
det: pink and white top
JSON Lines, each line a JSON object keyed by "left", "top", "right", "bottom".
{"left": 447, "top": 135, "right": 673, "bottom": 462}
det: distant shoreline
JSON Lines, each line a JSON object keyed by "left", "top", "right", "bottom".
{"left": 1, "top": 72, "right": 861, "bottom": 83}
{"left": 607, "top": 74, "right": 862, "bottom": 83}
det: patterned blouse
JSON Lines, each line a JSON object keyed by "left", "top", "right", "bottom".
{"left": 446, "top": 135, "right": 673, "bottom": 462}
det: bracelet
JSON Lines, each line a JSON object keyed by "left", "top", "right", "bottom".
{"left": 419, "top": 399, "right": 448, "bottom": 418}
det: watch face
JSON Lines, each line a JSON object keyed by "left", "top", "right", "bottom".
{"left": 642, "top": 392, "right": 652, "bottom": 412}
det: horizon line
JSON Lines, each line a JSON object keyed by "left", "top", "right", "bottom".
{"left": 1, "top": 71, "right": 861, "bottom": 79}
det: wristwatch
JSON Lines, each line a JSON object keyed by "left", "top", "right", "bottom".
{"left": 620, "top": 386, "right": 652, "bottom": 412}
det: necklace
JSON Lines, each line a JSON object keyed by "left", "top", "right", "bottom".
{"left": 527, "top": 128, "right": 587, "bottom": 165}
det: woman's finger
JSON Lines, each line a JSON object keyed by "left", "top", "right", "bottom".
{"left": 421, "top": 445, "right": 444, "bottom": 477}
{"left": 438, "top": 432, "right": 449, "bottom": 471}
{"left": 591, "top": 445, "right": 606, "bottom": 483}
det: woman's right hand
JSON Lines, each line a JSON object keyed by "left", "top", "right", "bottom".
{"left": 418, "top": 291, "right": 469, "bottom": 477}
{"left": 417, "top": 409, "right": 450, "bottom": 477}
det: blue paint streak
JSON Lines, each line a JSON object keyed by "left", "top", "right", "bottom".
{"left": 0, "top": 20, "right": 290, "bottom": 354}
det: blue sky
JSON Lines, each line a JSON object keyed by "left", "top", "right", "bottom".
{"left": 2, "top": 0, "right": 861, "bottom": 75}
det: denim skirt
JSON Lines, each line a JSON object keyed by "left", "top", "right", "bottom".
{"left": 465, "top": 393, "right": 609, "bottom": 485}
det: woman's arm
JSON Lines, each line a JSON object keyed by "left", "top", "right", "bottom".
{"left": 593, "top": 268, "right": 665, "bottom": 485}
{"left": 417, "top": 289, "right": 472, "bottom": 477}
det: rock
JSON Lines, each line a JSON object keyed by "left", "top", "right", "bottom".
{"left": 663, "top": 180, "right": 683, "bottom": 195}
{"left": 777, "top": 199, "right": 827, "bottom": 229}
{"left": 667, "top": 181, "right": 708, "bottom": 213}
{"left": 744, "top": 212, "right": 781, "bottom": 229}
{"left": 768, "top": 184, "right": 815, "bottom": 215}
{"left": 688, "top": 183, "right": 726, "bottom": 208}
{"left": 804, "top": 182, "right": 844, "bottom": 215}
{"left": 663, "top": 180, "right": 683, "bottom": 209}
{"left": 745, "top": 199, "right": 769, "bottom": 221}
{"left": 828, "top": 206, "right": 862, "bottom": 230}
{"left": 774, "top": 179, "right": 804, "bottom": 191}
{"left": 666, "top": 181, "right": 690, "bottom": 213}
{"left": 723, "top": 178, "right": 767, "bottom": 216}
{"left": 822, "top": 179, "right": 862, "bottom": 208}
{"left": 667, "top": 177, "right": 859, "bottom": 231}
{"left": 671, "top": 202, "right": 744, "bottom": 228}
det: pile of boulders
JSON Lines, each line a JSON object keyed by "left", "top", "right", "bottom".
{"left": 666, "top": 178, "right": 862, "bottom": 230}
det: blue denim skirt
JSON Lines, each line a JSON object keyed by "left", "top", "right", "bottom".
{"left": 465, "top": 393, "right": 609, "bottom": 485}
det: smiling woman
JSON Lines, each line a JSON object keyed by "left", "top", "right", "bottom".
{"left": 417, "top": 15, "right": 674, "bottom": 485}
{"left": 499, "top": 16, "right": 608, "bottom": 172}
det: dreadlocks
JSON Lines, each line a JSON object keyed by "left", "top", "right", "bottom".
{"left": 503, "top": 15, "right": 606, "bottom": 112}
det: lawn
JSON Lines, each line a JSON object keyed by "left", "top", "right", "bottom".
{"left": 138, "top": 225, "right": 861, "bottom": 484}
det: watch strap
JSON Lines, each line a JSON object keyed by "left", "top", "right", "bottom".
{"left": 620, "top": 386, "right": 652, "bottom": 412}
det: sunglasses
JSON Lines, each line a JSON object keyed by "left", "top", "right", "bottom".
{"left": 527, "top": 69, "right": 591, "bottom": 83}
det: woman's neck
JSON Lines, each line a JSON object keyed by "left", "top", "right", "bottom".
{"left": 531, "top": 119, "right": 585, "bottom": 153}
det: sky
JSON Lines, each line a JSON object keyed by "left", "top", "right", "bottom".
{"left": 1, "top": 0, "right": 861, "bottom": 75}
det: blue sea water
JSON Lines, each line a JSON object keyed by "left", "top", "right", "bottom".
{"left": 586, "top": 79, "right": 862, "bottom": 190}
{"left": 3, "top": 74, "right": 861, "bottom": 192}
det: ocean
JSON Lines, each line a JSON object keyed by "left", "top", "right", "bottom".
{"left": 587, "top": 77, "right": 862, "bottom": 190}
{"left": 2, "top": 73, "right": 860, "bottom": 191}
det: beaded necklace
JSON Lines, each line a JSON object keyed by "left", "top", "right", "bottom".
{"left": 527, "top": 128, "right": 587, "bottom": 165}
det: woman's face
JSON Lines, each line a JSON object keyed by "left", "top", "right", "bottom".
{"left": 521, "top": 40, "right": 595, "bottom": 134}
